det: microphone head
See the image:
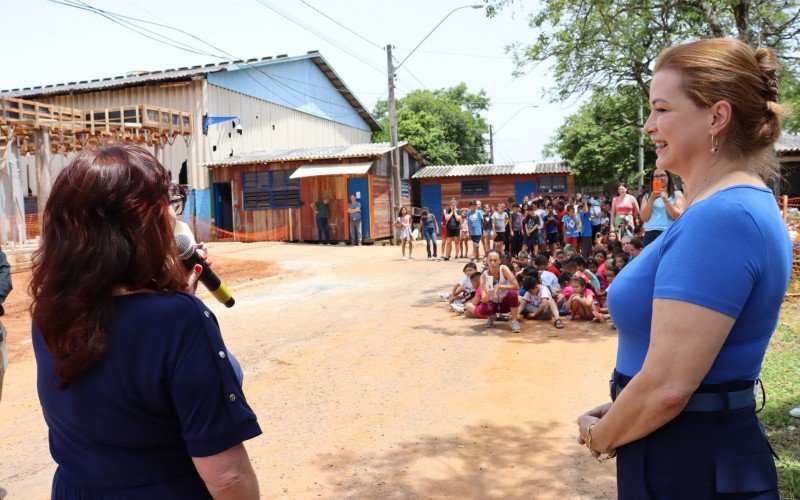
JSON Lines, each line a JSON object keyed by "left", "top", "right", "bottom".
{"left": 175, "top": 232, "right": 197, "bottom": 260}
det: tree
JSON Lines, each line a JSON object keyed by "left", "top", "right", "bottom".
{"left": 372, "top": 83, "right": 490, "bottom": 165}
{"left": 544, "top": 87, "right": 657, "bottom": 186}
{"left": 488, "top": 0, "right": 800, "bottom": 104}
{"left": 487, "top": 0, "right": 800, "bottom": 182}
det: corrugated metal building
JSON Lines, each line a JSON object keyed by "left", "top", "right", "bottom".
{"left": 0, "top": 51, "right": 380, "bottom": 234}
{"left": 204, "top": 142, "right": 424, "bottom": 243}
{"left": 777, "top": 133, "right": 800, "bottom": 197}
{"left": 412, "top": 161, "right": 573, "bottom": 227}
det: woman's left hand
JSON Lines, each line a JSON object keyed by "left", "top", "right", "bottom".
{"left": 576, "top": 402, "right": 612, "bottom": 450}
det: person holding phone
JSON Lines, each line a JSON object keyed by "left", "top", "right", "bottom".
{"left": 475, "top": 249, "right": 521, "bottom": 332}
{"left": 640, "top": 168, "right": 685, "bottom": 246}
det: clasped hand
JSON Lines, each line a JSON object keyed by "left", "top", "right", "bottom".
{"left": 576, "top": 402, "right": 612, "bottom": 457}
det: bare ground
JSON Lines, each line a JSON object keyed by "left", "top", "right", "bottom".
{"left": 0, "top": 241, "right": 618, "bottom": 499}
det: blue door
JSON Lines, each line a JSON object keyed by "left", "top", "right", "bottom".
{"left": 515, "top": 181, "right": 537, "bottom": 202}
{"left": 420, "top": 183, "right": 442, "bottom": 234}
{"left": 213, "top": 182, "right": 233, "bottom": 232}
{"left": 347, "top": 177, "right": 370, "bottom": 238}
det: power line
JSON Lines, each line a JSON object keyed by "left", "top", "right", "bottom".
{"left": 252, "top": 0, "right": 386, "bottom": 76}
{"left": 46, "top": 0, "right": 226, "bottom": 58}
{"left": 398, "top": 65, "right": 428, "bottom": 90}
{"left": 46, "top": 0, "right": 373, "bottom": 117}
{"left": 402, "top": 48, "right": 511, "bottom": 60}
{"left": 297, "top": 0, "right": 383, "bottom": 50}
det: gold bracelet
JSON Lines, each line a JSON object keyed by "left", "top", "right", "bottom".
{"left": 586, "top": 421, "right": 617, "bottom": 462}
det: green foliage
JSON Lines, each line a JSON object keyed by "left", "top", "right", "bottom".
{"left": 485, "top": 0, "right": 800, "bottom": 181}
{"left": 488, "top": 0, "right": 800, "bottom": 102}
{"left": 759, "top": 302, "right": 800, "bottom": 498}
{"left": 544, "top": 87, "right": 656, "bottom": 186}
{"left": 372, "top": 83, "right": 490, "bottom": 165}
{"left": 780, "top": 70, "right": 800, "bottom": 133}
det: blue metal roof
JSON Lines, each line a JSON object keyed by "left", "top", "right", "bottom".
{"left": 0, "top": 52, "right": 381, "bottom": 131}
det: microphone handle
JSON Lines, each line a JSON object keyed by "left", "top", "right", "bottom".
{"left": 185, "top": 252, "right": 235, "bottom": 308}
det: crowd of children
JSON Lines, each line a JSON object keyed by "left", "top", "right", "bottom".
{"left": 433, "top": 192, "right": 646, "bottom": 332}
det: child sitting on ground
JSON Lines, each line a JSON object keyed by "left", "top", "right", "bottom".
{"left": 593, "top": 266, "right": 620, "bottom": 326}
{"left": 439, "top": 262, "right": 477, "bottom": 303}
{"left": 566, "top": 276, "right": 599, "bottom": 320}
{"left": 533, "top": 255, "right": 561, "bottom": 294}
{"left": 574, "top": 256, "right": 601, "bottom": 291}
{"left": 519, "top": 275, "right": 564, "bottom": 328}
{"left": 554, "top": 271, "right": 574, "bottom": 315}
{"left": 450, "top": 272, "right": 483, "bottom": 315}
{"left": 512, "top": 250, "right": 530, "bottom": 269}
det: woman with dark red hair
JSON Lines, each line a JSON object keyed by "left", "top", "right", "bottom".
{"left": 30, "top": 144, "right": 261, "bottom": 499}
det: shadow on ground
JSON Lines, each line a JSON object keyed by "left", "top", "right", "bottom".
{"left": 316, "top": 420, "right": 615, "bottom": 498}
{"left": 414, "top": 321, "right": 616, "bottom": 345}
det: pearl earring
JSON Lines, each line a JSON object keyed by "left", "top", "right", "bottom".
{"left": 710, "top": 134, "right": 718, "bottom": 154}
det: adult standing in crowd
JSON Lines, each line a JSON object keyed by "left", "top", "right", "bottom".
{"left": 31, "top": 144, "right": 261, "bottom": 498}
{"left": 347, "top": 194, "right": 362, "bottom": 246}
{"left": 481, "top": 203, "right": 494, "bottom": 256}
{"left": 492, "top": 202, "right": 509, "bottom": 254}
{"left": 588, "top": 195, "right": 604, "bottom": 239}
{"left": 443, "top": 199, "right": 461, "bottom": 261}
{"left": 503, "top": 197, "right": 515, "bottom": 250}
{"left": 509, "top": 203, "right": 523, "bottom": 256}
{"left": 0, "top": 247, "right": 11, "bottom": 402}
{"left": 420, "top": 207, "right": 440, "bottom": 260}
{"left": 580, "top": 197, "right": 595, "bottom": 258}
{"left": 312, "top": 194, "right": 332, "bottom": 245}
{"left": 576, "top": 38, "right": 791, "bottom": 499}
{"left": 610, "top": 184, "right": 640, "bottom": 236}
{"left": 466, "top": 201, "right": 484, "bottom": 261}
{"left": 640, "top": 168, "right": 685, "bottom": 246}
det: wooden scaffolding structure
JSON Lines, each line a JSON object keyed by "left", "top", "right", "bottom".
{"left": 0, "top": 96, "right": 194, "bottom": 245}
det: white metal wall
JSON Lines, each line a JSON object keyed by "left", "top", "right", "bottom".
{"left": 204, "top": 84, "right": 371, "bottom": 165}
{"left": 19, "top": 79, "right": 370, "bottom": 195}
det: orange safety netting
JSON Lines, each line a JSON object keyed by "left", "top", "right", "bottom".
{"left": 187, "top": 217, "right": 290, "bottom": 242}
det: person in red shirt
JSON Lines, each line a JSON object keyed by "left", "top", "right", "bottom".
{"left": 555, "top": 202, "right": 567, "bottom": 246}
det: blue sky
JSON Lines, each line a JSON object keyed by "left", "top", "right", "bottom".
{"left": 2, "top": 0, "right": 582, "bottom": 164}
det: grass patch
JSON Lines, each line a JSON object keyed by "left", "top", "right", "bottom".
{"left": 761, "top": 301, "right": 800, "bottom": 498}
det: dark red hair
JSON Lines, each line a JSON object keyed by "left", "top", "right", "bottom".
{"left": 29, "top": 144, "right": 186, "bottom": 388}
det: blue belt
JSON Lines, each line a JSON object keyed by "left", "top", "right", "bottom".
{"left": 611, "top": 370, "right": 756, "bottom": 412}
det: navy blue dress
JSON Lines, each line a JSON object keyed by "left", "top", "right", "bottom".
{"left": 33, "top": 292, "right": 262, "bottom": 499}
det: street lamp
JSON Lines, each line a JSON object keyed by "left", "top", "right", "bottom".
{"left": 386, "top": 4, "right": 483, "bottom": 243}
{"left": 489, "top": 105, "right": 538, "bottom": 163}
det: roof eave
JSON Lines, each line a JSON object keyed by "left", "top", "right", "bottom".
{"left": 308, "top": 52, "right": 381, "bottom": 132}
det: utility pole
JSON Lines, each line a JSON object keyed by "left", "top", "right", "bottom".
{"left": 387, "top": 44, "right": 401, "bottom": 244}
{"left": 489, "top": 124, "right": 494, "bottom": 164}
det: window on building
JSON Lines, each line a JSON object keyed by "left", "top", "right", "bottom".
{"left": 538, "top": 175, "right": 567, "bottom": 194}
{"left": 242, "top": 169, "right": 300, "bottom": 210}
{"left": 461, "top": 179, "right": 490, "bottom": 196}
{"left": 401, "top": 179, "right": 410, "bottom": 197}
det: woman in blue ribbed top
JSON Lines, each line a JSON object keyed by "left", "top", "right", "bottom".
{"left": 576, "top": 38, "right": 792, "bottom": 499}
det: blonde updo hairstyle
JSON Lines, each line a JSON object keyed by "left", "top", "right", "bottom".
{"left": 654, "top": 38, "right": 788, "bottom": 180}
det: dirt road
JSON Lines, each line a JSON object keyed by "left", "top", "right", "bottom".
{"left": 0, "top": 241, "right": 618, "bottom": 499}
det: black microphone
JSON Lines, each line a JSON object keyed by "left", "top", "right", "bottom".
{"left": 175, "top": 233, "right": 235, "bottom": 308}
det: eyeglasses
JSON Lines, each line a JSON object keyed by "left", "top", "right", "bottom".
{"left": 170, "top": 194, "right": 186, "bottom": 215}
{"left": 653, "top": 174, "right": 668, "bottom": 179}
